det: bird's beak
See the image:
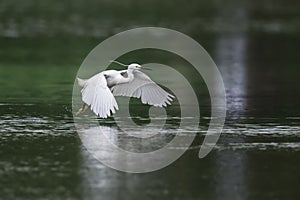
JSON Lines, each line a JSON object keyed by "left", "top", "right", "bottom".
{"left": 141, "top": 66, "right": 152, "bottom": 71}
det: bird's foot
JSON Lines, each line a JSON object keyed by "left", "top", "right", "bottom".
{"left": 75, "top": 108, "right": 83, "bottom": 116}
{"left": 75, "top": 105, "right": 88, "bottom": 116}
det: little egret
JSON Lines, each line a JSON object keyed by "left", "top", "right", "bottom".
{"left": 76, "top": 61, "right": 174, "bottom": 118}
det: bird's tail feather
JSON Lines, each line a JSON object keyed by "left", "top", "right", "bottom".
{"left": 77, "top": 77, "right": 87, "bottom": 87}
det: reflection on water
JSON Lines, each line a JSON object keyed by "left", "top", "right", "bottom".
{"left": 0, "top": 101, "right": 299, "bottom": 199}
{"left": 77, "top": 119, "right": 299, "bottom": 200}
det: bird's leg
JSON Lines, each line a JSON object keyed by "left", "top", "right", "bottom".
{"left": 76, "top": 104, "right": 88, "bottom": 116}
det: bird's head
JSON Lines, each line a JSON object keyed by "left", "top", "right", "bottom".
{"left": 128, "top": 63, "right": 142, "bottom": 71}
{"left": 109, "top": 60, "right": 151, "bottom": 72}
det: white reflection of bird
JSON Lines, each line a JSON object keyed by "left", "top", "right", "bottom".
{"left": 76, "top": 61, "right": 174, "bottom": 118}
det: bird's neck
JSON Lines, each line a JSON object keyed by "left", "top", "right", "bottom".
{"left": 127, "top": 68, "right": 135, "bottom": 74}
{"left": 127, "top": 68, "right": 136, "bottom": 75}
{"left": 126, "top": 70, "right": 135, "bottom": 80}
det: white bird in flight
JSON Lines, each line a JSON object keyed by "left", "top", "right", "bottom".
{"left": 76, "top": 61, "right": 174, "bottom": 118}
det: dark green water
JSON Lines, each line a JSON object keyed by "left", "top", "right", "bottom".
{"left": 0, "top": 0, "right": 299, "bottom": 199}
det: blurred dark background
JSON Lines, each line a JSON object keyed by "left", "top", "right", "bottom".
{"left": 0, "top": 0, "right": 299, "bottom": 116}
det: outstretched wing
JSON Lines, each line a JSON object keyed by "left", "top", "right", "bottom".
{"left": 111, "top": 71, "right": 174, "bottom": 107}
{"left": 79, "top": 73, "right": 119, "bottom": 118}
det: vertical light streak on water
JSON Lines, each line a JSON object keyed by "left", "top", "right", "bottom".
{"left": 213, "top": 1, "right": 249, "bottom": 199}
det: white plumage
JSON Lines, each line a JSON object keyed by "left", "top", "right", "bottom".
{"left": 76, "top": 62, "right": 174, "bottom": 118}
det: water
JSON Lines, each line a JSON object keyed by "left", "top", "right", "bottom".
{"left": 0, "top": 0, "right": 300, "bottom": 199}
